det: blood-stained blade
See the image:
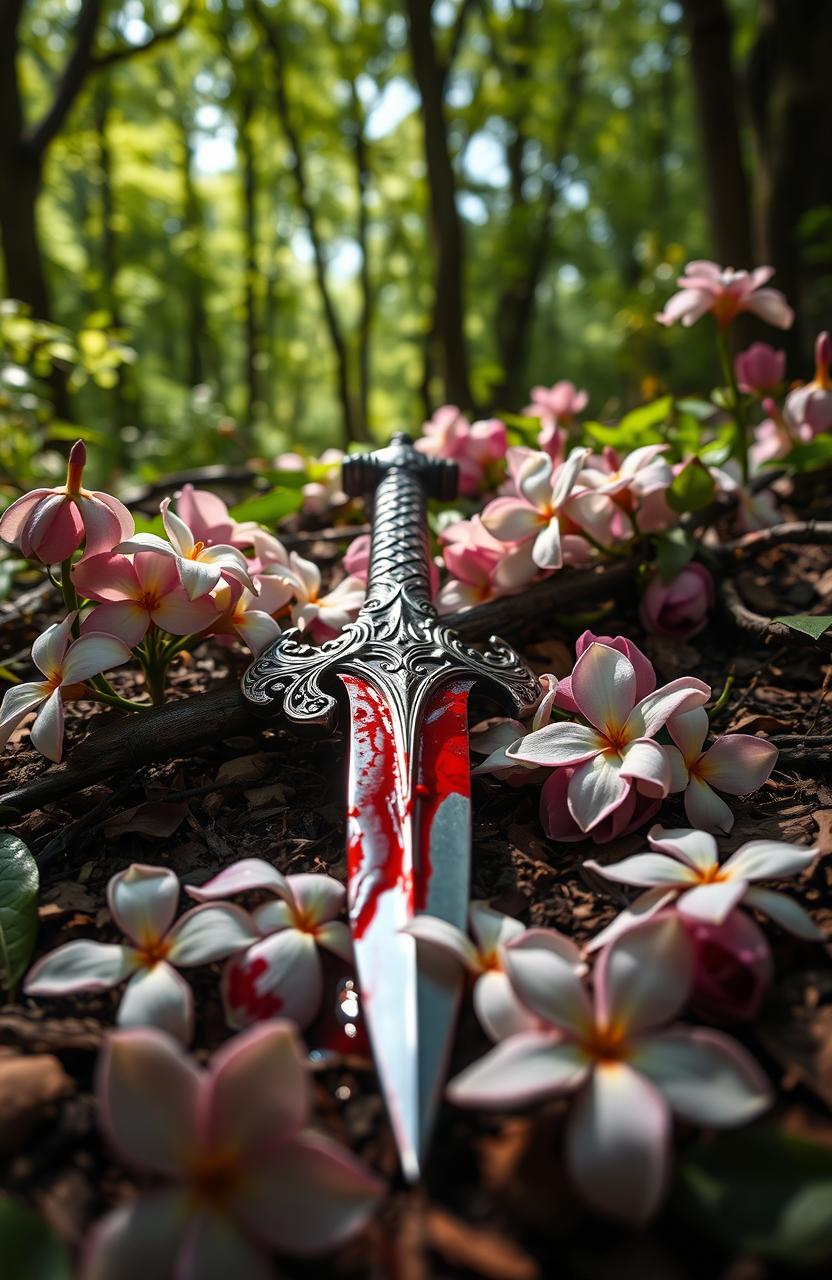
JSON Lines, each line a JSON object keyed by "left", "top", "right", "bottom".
{"left": 241, "top": 433, "right": 540, "bottom": 1179}
{"left": 341, "top": 674, "right": 473, "bottom": 1182}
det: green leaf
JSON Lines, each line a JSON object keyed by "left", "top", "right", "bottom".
{"left": 773, "top": 613, "right": 832, "bottom": 641}
{"left": 584, "top": 396, "right": 674, "bottom": 451}
{"left": 0, "top": 833, "right": 39, "bottom": 997}
{"left": 675, "top": 397, "right": 717, "bottom": 422}
{"left": 0, "top": 1196, "right": 72, "bottom": 1280}
{"left": 781, "top": 435, "right": 832, "bottom": 473}
{"left": 677, "top": 1125, "right": 832, "bottom": 1266}
{"left": 666, "top": 456, "right": 716, "bottom": 513}
{"left": 654, "top": 528, "right": 696, "bottom": 583}
{"left": 229, "top": 488, "right": 303, "bottom": 525}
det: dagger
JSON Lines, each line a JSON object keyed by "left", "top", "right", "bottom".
{"left": 243, "top": 433, "right": 539, "bottom": 1179}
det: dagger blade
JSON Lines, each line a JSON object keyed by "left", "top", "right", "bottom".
{"left": 340, "top": 673, "right": 473, "bottom": 1181}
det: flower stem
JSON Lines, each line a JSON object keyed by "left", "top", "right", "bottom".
{"left": 59, "top": 557, "right": 81, "bottom": 636}
{"left": 708, "top": 671, "right": 735, "bottom": 722}
{"left": 715, "top": 325, "right": 749, "bottom": 486}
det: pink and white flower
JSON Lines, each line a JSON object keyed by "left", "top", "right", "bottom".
{"left": 0, "top": 614, "right": 131, "bottom": 762}
{"left": 734, "top": 343, "right": 786, "bottom": 395}
{"left": 115, "top": 498, "right": 256, "bottom": 601}
{"left": 403, "top": 901, "right": 585, "bottom": 1041}
{"left": 447, "top": 915, "right": 771, "bottom": 1222}
{"left": 72, "top": 552, "right": 219, "bottom": 647}
{"left": 656, "top": 261, "right": 794, "bottom": 330}
{"left": 436, "top": 516, "right": 537, "bottom": 613}
{"left": 784, "top": 331, "right": 832, "bottom": 436}
{"left": 24, "top": 864, "right": 256, "bottom": 1042}
{"left": 508, "top": 642, "right": 709, "bottom": 833}
{"left": 584, "top": 825, "right": 823, "bottom": 950}
{"left": 415, "top": 407, "right": 507, "bottom": 495}
{"left": 482, "top": 447, "right": 603, "bottom": 570}
{"left": 189, "top": 861, "right": 352, "bottom": 1030}
{"left": 524, "top": 381, "right": 588, "bottom": 426}
{"left": 0, "top": 440, "right": 134, "bottom": 564}
{"left": 211, "top": 581, "right": 286, "bottom": 657}
{"left": 175, "top": 484, "right": 260, "bottom": 549}
{"left": 83, "top": 1022, "right": 383, "bottom": 1277}
{"left": 639, "top": 563, "right": 715, "bottom": 640}
{"left": 683, "top": 910, "right": 774, "bottom": 1022}
{"left": 260, "top": 551, "right": 364, "bottom": 638}
{"left": 666, "top": 706, "right": 778, "bottom": 833}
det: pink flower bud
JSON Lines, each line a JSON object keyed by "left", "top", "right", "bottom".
{"left": 683, "top": 911, "right": 773, "bottom": 1022}
{"left": 734, "top": 343, "right": 785, "bottom": 395}
{"left": 639, "top": 563, "right": 715, "bottom": 639}
{"left": 66, "top": 439, "right": 87, "bottom": 493}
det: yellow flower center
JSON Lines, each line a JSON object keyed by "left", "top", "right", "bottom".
{"left": 581, "top": 1021, "right": 630, "bottom": 1065}
{"left": 189, "top": 541, "right": 206, "bottom": 559}
{"left": 186, "top": 1146, "right": 241, "bottom": 1211}
{"left": 136, "top": 936, "right": 172, "bottom": 968}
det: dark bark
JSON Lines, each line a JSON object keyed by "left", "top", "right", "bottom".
{"left": 238, "top": 82, "right": 259, "bottom": 437}
{"left": 251, "top": 1, "right": 363, "bottom": 447}
{"left": 405, "top": 0, "right": 473, "bottom": 410}
{"left": 350, "top": 81, "right": 372, "bottom": 438}
{"left": 181, "top": 123, "right": 208, "bottom": 390}
{"left": 679, "top": 0, "right": 754, "bottom": 271}
{"left": 746, "top": 0, "right": 832, "bottom": 364}
{"left": 491, "top": 7, "right": 591, "bottom": 407}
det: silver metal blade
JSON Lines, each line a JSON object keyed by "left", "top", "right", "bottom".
{"left": 340, "top": 674, "right": 473, "bottom": 1180}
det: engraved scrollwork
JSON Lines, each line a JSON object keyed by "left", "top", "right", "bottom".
{"left": 242, "top": 433, "right": 541, "bottom": 739}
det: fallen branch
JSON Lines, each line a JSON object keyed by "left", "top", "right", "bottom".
{"left": 717, "top": 520, "right": 832, "bottom": 560}
{"left": 720, "top": 578, "right": 832, "bottom": 651}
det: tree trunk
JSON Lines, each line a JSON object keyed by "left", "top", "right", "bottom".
{"left": 680, "top": 0, "right": 754, "bottom": 271}
{"left": 238, "top": 83, "right": 259, "bottom": 440}
{"left": 405, "top": 0, "right": 473, "bottom": 411}
{"left": 747, "top": 0, "right": 832, "bottom": 366}
{"left": 350, "top": 82, "right": 372, "bottom": 438}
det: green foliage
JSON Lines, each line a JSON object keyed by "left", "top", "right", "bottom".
{"left": 677, "top": 1125, "right": 832, "bottom": 1266}
{"left": 0, "top": 832, "right": 39, "bottom": 997}
{"left": 773, "top": 614, "right": 832, "bottom": 641}
{"left": 666, "top": 456, "right": 716, "bottom": 513}
{"left": 654, "top": 527, "right": 696, "bottom": 582}
{"left": 0, "top": 1197, "right": 72, "bottom": 1280}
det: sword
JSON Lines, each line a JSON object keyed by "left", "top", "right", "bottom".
{"left": 243, "top": 433, "right": 539, "bottom": 1179}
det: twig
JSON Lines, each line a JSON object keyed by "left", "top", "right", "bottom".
{"left": 720, "top": 578, "right": 832, "bottom": 651}
{"left": 717, "top": 519, "right": 832, "bottom": 560}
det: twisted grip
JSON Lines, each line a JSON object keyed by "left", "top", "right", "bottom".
{"left": 342, "top": 433, "right": 458, "bottom": 611}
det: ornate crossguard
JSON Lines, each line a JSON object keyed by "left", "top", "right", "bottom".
{"left": 242, "top": 432, "right": 539, "bottom": 1179}
{"left": 243, "top": 432, "right": 539, "bottom": 736}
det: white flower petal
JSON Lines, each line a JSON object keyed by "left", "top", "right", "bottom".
{"left": 583, "top": 853, "right": 697, "bottom": 889}
{"left": 743, "top": 887, "right": 825, "bottom": 940}
{"left": 594, "top": 913, "right": 692, "bottom": 1034}
{"left": 647, "top": 826, "right": 719, "bottom": 873}
{"left": 619, "top": 738, "right": 671, "bottom": 797}
{"left": 286, "top": 873, "right": 345, "bottom": 926}
{"left": 632, "top": 1027, "right": 772, "bottom": 1125}
{"left": 567, "top": 754, "right": 629, "bottom": 833}
{"left": 584, "top": 888, "right": 678, "bottom": 953}
{"left": 61, "top": 632, "right": 131, "bottom": 684}
{"left": 117, "top": 963, "right": 193, "bottom": 1042}
{"left": 721, "top": 840, "right": 819, "bottom": 882}
{"left": 566, "top": 1063, "right": 670, "bottom": 1223}
{"left": 625, "top": 677, "right": 711, "bottom": 740}
{"left": 508, "top": 720, "right": 604, "bottom": 767}
{"left": 469, "top": 900, "right": 526, "bottom": 955}
{"left": 208, "top": 1020, "right": 309, "bottom": 1151}
{"left": 570, "top": 642, "right": 636, "bottom": 737}
{"left": 677, "top": 879, "right": 747, "bottom": 924}
{"left": 531, "top": 519, "right": 562, "bottom": 570}
{"left": 29, "top": 687, "right": 64, "bottom": 762}
{"left": 32, "top": 614, "right": 73, "bottom": 678}
{"left": 160, "top": 498, "right": 194, "bottom": 556}
{"left": 82, "top": 1192, "right": 188, "bottom": 1280}
{"left": 187, "top": 858, "right": 292, "bottom": 905}
{"left": 447, "top": 1032, "right": 590, "bottom": 1107}
{"left": 108, "top": 864, "right": 180, "bottom": 947}
{"left": 25, "top": 940, "right": 136, "bottom": 994}
{"left": 166, "top": 904, "right": 256, "bottom": 966}
{"left": 667, "top": 706, "right": 708, "bottom": 762}
{"left": 503, "top": 947, "right": 593, "bottom": 1037}
{"left": 222, "top": 930, "right": 323, "bottom": 1030}
{"left": 314, "top": 920, "right": 353, "bottom": 962}
{"left": 400, "top": 915, "right": 480, "bottom": 971}
{"left": 473, "top": 969, "right": 545, "bottom": 1041}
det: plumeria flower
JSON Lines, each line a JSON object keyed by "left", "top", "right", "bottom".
{"left": 261, "top": 551, "right": 364, "bottom": 638}
{"left": 482, "top": 447, "right": 603, "bottom": 570}
{"left": 684, "top": 909, "right": 774, "bottom": 1022}
{"left": 656, "top": 260, "right": 794, "bottom": 330}
{"left": 508, "top": 642, "right": 710, "bottom": 833}
{"left": 302, "top": 448, "right": 348, "bottom": 513}
{"left": 0, "top": 439, "right": 134, "bottom": 563}
{"left": 211, "top": 581, "right": 287, "bottom": 657}
{"left": 115, "top": 497, "right": 256, "bottom": 601}
{"left": 84, "top": 1022, "right": 384, "bottom": 1277}
{"left": 415, "top": 407, "right": 507, "bottom": 494}
{"left": 0, "top": 614, "right": 131, "bottom": 762}
{"left": 249, "top": 529, "right": 292, "bottom": 575}
{"left": 524, "top": 380, "right": 588, "bottom": 426}
{"left": 471, "top": 673, "right": 561, "bottom": 780}
{"left": 584, "top": 826, "right": 823, "bottom": 951}
{"left": 447, "top": 915, "right": 772, "bottom": 1222}
{"left": 24, "top": 864, "right": 256, "bottom": 1042}
{"left": 436, "top": 516, "right": 537, "bottom": 613}
{"left": 579, "top": 444, "right": 672, "bottom": 506}
{"left": 639, "top": 563, "right": 715, "bottom": 641}
{"left": 72, "top": 552, "right": 219, "bottom": 647}
{"left": 784, "top": 331, "right": 832, "bottom": 436}
{"left": 189, "top": 861, "right": 352, "bottom": 1030}
{"left": 665, "top": 706, "right": 778, "bottom": 833}
{"left": 403, "top": 901, "right": 585, "bottom": 1041}
{"left": 175, "top": 483, "right": 260, "bottom": 549}
{"left": 734, "top": 343, "right": 785, "bottom": 396}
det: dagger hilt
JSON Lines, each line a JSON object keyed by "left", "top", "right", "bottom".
{"left": 342, "top": 433, "right": 456, "bottom": 611}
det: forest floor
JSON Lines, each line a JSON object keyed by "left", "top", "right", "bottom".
{"left": 1, "top": 507, "right": 832, "bottom": 1280}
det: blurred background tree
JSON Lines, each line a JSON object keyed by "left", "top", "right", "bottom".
{"left": 1, "top": 0, "right": 830, "bottom": 484}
